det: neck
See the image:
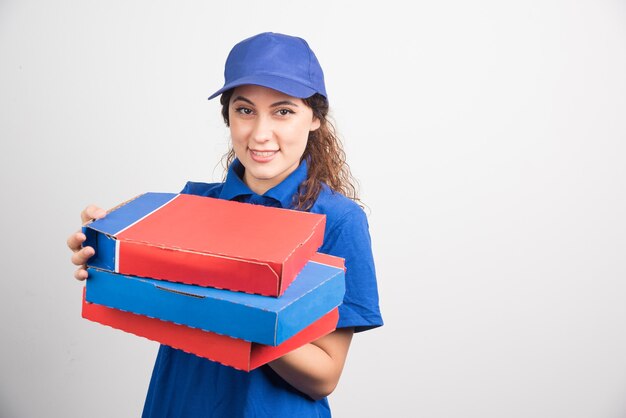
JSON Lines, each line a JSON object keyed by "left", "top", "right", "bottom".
{"left": 243, "top": 173, "right": 275, "bottom": 196}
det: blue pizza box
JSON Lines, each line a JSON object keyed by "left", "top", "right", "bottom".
{"left": 85, "top": 260, "right": 345, "bottom": 346}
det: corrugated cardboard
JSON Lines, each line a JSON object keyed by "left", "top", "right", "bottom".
{"left": 83, "top": 192, "right": 326, "bottom": 296}
{"left": 85, "top": 259, "right": 345, "bottom": 346}
{"left": 82, "top": 290, "right": 339, "bottom": 372}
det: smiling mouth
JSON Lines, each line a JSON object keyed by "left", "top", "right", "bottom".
{"left": 250, "top": 150, "right": 278, "bottom": 157}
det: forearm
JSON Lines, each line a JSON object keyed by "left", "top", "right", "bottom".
{"left": 268, "top": 327, "right": 354, "bottom": 400}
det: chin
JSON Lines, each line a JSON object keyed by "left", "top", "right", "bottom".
{"left": 248, "top": 169, "right": 280, "bottom": 181}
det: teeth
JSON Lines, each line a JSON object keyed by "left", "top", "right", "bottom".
{"left": 252, "top": 150, "right": 276, "bottom": 157}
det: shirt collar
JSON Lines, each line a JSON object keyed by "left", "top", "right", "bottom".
{"left": 218, "top": 159, "right": 309, "bottom": 209}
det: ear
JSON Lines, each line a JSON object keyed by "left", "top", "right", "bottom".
{"left": 310, "top": 117, "right": 321, "bottom": 132}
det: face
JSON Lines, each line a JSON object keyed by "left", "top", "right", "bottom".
{"left": 228, "top": 85, "right": 320, "bottom": 195}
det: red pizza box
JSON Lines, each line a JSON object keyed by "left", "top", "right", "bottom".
{"left": 83, "top": 192, "right": 326, "bottom": 296}
{"left": 81, "top": 289, "right": 339, "bottom": 372}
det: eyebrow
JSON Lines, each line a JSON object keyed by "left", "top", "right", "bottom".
{"left": 270, "top": 100, "right": 299, "bottom": 108}
{"left": 232, "top": 96, "right": 299, "bottom": 108}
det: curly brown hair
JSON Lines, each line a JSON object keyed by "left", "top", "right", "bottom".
{"left": 219, "top": 89, "right": 361, "bottom": 211}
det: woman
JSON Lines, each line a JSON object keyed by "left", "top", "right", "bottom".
{"left": 68, "top": 32, "right": 383, "bottom": 417}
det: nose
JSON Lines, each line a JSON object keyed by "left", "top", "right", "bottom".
{"left": 251, "top": 114, "right": 274, "bottom": 143}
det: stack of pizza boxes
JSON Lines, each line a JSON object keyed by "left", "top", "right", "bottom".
{"left": 81, "top": 192, "right": 345, "bottom": 371}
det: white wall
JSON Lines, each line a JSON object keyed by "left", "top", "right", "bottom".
{"left": 1, "top": 1, "right": 625, "bottom": 417}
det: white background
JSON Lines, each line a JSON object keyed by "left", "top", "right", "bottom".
{"left": 1, "top": 1, "right": 626, "bottom": 417}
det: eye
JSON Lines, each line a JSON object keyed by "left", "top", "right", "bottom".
{"left": 234, "top": 106, "right": 254, "bottom": 115}
{"left": 276, "top": 108, "right": 295, "bottom": 116}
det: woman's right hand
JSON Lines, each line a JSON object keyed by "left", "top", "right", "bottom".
{"left": 67, "top": 205, "right": 107, "bottom": 281}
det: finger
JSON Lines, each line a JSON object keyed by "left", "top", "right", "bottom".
{"left": 71, "top": 246, "right": 95, "bottom": 266}
{"left": 81, "top": 205, "right": 107, "bottom": 224}
{"left": 74, "top": 266, "right": 89, "bottom": 281}
{"left": 67, "top": 231, "right": 87, "bottom": 252}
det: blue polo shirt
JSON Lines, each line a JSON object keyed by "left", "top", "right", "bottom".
{"left": 142, "top": 159, "right": 383, "bottom": 418}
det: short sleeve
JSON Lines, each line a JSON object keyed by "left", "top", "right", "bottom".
{"left": 319, "top": 206, "right": 383, "bottom": 332}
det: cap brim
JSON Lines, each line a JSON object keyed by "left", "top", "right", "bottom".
{"left": 208, "top": 74, "right": 320, "bottom": 100}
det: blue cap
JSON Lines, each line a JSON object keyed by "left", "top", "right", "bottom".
{"left": 208, "top": 32, "right": 327, "bottom": 100}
